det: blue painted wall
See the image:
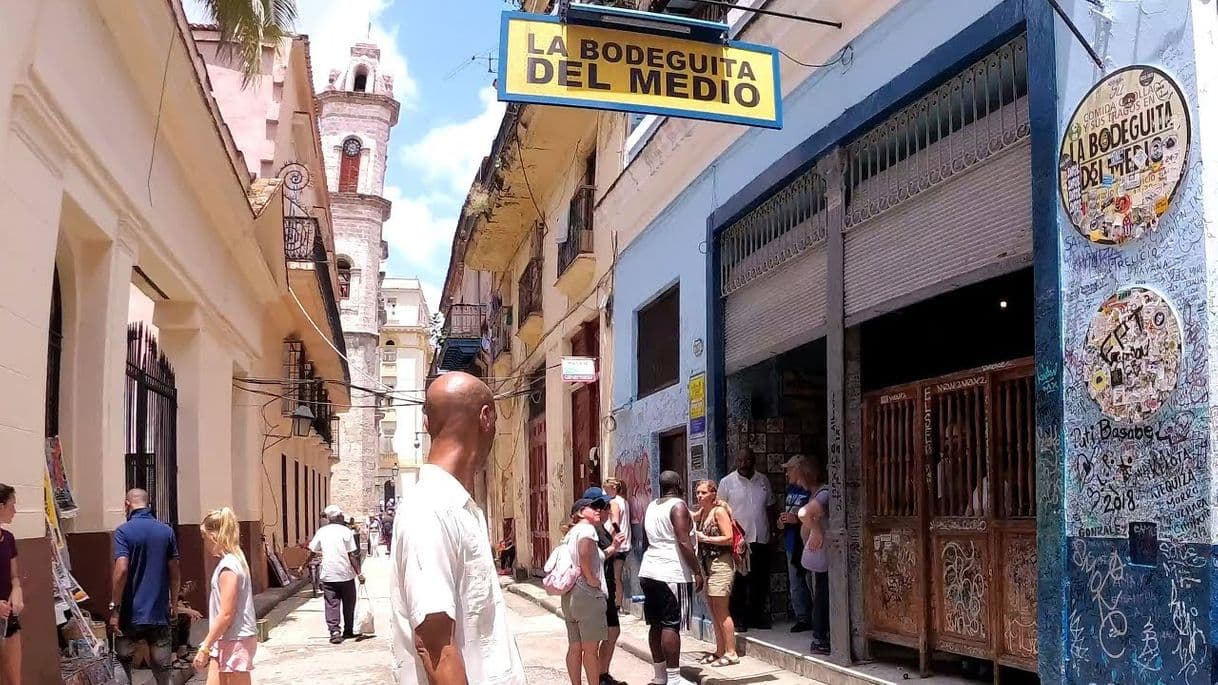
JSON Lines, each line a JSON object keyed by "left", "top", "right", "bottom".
{"left": 609, "top": 0, "right": 1007, "bottom": 617}
{"left": 1052, "top": 1, "right": 1215, "bottom": 683}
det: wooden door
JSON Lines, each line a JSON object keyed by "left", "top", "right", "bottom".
{"left": 571, "top": 322, "right": 600, "bottom": 495}
{"left": 528, "top": 415, "right": 550, "bottom": 572}
{"left": 862, "top": 358, "right": 1036, "bottom": 674}
{"left": 659, "top": 429, "right": 687, "bottom": 497}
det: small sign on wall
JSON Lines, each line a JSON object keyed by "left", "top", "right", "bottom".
{"left": 688, "top": 372, "right": 706, "bottom": 438}
{"left": 1129, "top": 521, "right": 1157, "bottom": 566}
{"left": 689, "top": 442, "right": 707, "bottom": 482}
{"left": 562, "top": 356, "right": 598, "bottom": 383}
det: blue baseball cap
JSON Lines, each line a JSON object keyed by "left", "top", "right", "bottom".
{"left": 581, "top": 487, "right": 611, "bottom": 504}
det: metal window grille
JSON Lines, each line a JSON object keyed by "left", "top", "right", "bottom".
{"left": 282, "top": 340, "right": 305, "bottom": 416}
{"left": 719, "top": 170, "right": 829, "bottom": 296}
{"left": 845, "top": 35, "right": 1028, "bottom": 228}
{"left": 124, "top": 323, "right": 179, "bottom": 526}
{"left": 46, "top": 268, "right": 62, "bottom": 438}
{"left": 518, "top": 259, "right": 543, "bottom": 320}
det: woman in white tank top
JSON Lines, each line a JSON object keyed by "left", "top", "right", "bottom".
{"left": 603, "top": 479, "right": 631, "bottom": 609}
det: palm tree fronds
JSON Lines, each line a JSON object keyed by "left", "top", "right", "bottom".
{"left": 199, "top": 0, "right": 298, "bottom": 88}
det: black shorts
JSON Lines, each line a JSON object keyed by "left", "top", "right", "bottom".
{"left": 640, "top": 577, "right": 693, "bottom": 630}
{"left": 603, "top": 562, "right": 620, "bottom": 628}
{"left": 4, "top": 616, "right": 19, "bottom": 638}
{"left": 614, "top": 551, "right": 628, "bottom": 561}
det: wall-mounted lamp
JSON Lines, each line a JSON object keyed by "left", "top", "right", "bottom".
{"left": 291, "top": 404, "right": 315, "bottom": 438}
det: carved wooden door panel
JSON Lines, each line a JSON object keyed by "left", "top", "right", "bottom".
{"left": 861, "top": 383, "right": 926, "bottom": 668}
{"left": 528, "top": 415, "right": 550, "bottom": 573}
{"left": 863, "top": 358, "right": 1036, "bottom": 674}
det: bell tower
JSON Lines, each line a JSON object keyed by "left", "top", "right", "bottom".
{"left": 317, "top": 42, "right": 400, "bottom": 519}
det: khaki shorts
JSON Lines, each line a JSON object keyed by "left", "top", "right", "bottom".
{"left": 562, "top": 583, "right": 608, "bottom": 643}
{"left": 705, "top": 551, "right": 736, "bottom": 597}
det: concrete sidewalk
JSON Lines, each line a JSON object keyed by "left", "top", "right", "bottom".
{"left": 504, "top": 579, "right": 821, "bottom": 685}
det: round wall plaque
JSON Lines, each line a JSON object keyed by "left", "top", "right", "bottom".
{"left": 1083, "top": 286, "right": 1181, "bottom": 422}
{"left": 1059, "top": 65, "right": 1190, "bottom": 246}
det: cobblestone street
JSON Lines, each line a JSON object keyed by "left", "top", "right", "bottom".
{"left": 189, "top": 556, "right": 657, "bottom": 684}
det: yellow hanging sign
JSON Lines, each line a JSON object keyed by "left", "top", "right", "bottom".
{"left": 498, "top": 11, "right": 782, "bottom": 129}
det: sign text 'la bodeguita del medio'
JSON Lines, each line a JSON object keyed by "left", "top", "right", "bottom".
{"left": 497, "top": 11, "right": 782, "bottom": 129}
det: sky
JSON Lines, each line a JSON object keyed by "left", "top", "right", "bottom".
{"left": 189, "top": 0, "right": 512, "bottom": 310}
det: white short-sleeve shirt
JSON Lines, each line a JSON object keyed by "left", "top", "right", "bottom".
{"left": 390, "top": 464, "right": 525, "bottom": 685}
{"left": 309, "top": 523, "right": 357, "bottom": 583}
{"left": 718, "top": 471, "right": 774, "bottom": 544}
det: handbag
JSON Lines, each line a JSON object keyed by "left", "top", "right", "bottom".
{"left": 354, "top": 582, "right": 376, "bottom": 635}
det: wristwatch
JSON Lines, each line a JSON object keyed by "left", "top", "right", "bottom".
{"left": 107, "top": 602, "right": 117, "bottom": 612}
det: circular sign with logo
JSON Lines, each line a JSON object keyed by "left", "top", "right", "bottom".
{"left": 1059, "top": 66, "right": 1190, "bottom": 246}
{"left": 1084, "top": 286, "right": 1181, "bottom": 422}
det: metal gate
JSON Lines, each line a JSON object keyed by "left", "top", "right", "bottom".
{"left": 125, "top": 323, "right": 179, "bottom": 526}
{"left": 862, "top": 358, "right": 1036, "bottom": 674}
{"left": 527, "top": 415, "right": 550, "bottom": 572}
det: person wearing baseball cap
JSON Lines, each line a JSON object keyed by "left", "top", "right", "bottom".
{"left": 307, "top": 505, "right": 364, "bottom": 643}
{"left": 576, "top": 488, "right": 629, "bottom": 685}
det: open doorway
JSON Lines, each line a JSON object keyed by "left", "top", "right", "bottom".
{"left": 659, "top": 428, "right": 687, "bottom": 497}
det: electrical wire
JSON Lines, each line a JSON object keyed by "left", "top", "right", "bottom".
{"left": 779, "top": 43, "right": 853, "bottom": 69}
{"left": 288, "top": 286, "right": 394, "bottom": 393}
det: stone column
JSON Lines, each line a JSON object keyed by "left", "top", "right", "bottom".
{"left": 1050, "top": 1, "right": 1217, "bottom": 682}
{"left": 156, "top": 303, "right": 234, "bottom": 609}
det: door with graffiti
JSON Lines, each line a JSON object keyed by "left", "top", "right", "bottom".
{"left": 528, "top": 414, "right": 550, "bottom": 573}
{"left": 862, "top": 358, "right": 1036, "bottom": 675}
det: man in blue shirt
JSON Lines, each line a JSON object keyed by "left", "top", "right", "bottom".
{"left": 109, "top": 489, "right": 179, "bottom": 685}
{"left": 777, "top": 457, "right": 813, "bottom": 633}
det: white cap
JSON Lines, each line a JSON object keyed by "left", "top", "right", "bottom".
{"left": 323, "top": 505, "right": 342, "bottom": 518}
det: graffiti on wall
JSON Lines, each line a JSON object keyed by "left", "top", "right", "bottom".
{"left": 1058, "top": 65, "right": 1190, "bottom": 246}
{"left": 614, "top": 453, "right": 653, "bottom": 525}
{"left": 1066, "top": 538, "right": 1210, "bottom": 684}
{"left": 1083, "top": 286, "right": 1182, "bottom": 422}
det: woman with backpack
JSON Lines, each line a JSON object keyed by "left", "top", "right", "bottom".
{"left": 558, "top": 494, "right": 624, "bottom": 685}
{"left": 692, "top": 480, "right": 739, "bottom": 666}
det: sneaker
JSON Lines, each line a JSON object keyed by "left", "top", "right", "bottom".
{"left": 790, "top": 621, "right": 812, "bottom": 633}
{"left": 600, "top": 675, "right": 626, "bottom": 685}
{"left": 330, "top": 633, "right": 344, "bottom": 644}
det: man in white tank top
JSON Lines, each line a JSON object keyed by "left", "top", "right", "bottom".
{"left": 638, "top": 471, "right": 705, "bottom": 685}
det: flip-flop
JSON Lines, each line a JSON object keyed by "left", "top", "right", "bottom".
{"left": 697, "top": 653, "right": 719, "bottom": 664}
{"left": 713, "top": 655, "right": 741, "bottom": 667}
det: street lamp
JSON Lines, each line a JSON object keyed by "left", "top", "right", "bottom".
{"left": 290, "top": 403, "right": 315, "bottom": 437}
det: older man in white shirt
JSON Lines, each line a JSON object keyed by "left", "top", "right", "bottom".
{"left": 390, "top": 372, "right": 525, "bottom": 685}
{"left": 717, "top": 448, "right": 775, "bottom": 631}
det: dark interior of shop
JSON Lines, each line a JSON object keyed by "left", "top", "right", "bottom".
{"left": 859, "top": 267, "right": 1034, "bottom": 392}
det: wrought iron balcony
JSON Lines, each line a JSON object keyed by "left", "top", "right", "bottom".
{"left": 559, "top": 187, "right": 595, "bottom": 278}
{"left": 284, "top": 216, "right": 318, "bottom": 262}
{"left": 518, "top": 258, "right": 542, "bottom": 321}
{"left": 491, "top": 305, "right": 513, "bottom": 360}
{"left": 445, "top": 304, "right": 486, "bottom": 339}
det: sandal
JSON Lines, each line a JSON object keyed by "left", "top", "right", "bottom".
{"left": 713, "top": 654, "right": 741, "bottom": 667}
{"left": 697, "top": 653, "right": 719, "bottom": 665}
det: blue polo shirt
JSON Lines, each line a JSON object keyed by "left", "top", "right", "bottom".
{"left": 114, "top": 508, "right": 178, "bottom": 627}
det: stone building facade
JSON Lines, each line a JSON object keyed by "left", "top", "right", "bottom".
{"left": 318, "top": 42, "right": 399, "bottom": 519}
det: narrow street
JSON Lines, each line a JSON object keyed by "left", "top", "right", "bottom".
{"left": 193, "top": 556, "right": 658, "bottom": 684}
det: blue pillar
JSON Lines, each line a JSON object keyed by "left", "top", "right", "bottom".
{"left": 1050, "top": 1, "right": 1215, "bottom": 682}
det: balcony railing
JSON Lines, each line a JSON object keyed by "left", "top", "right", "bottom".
{"left": 445, "top": 304, "right": 485, "bottom": 339}
{"left": 518, "top": 258, "right": 542, "bottom": 321}
{"left": 491, "top": 305, "right": 513, "bottom": 359}
{"left": 559, "top": 187, "right": 595, "bottom": 277}
{"left": 284, "top": 216, "right": 318, "bottom": 262}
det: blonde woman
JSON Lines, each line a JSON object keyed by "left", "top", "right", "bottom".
{"left": 194, "top": 508, "right": 258, "bottom": 684}
{"left": 692, "top": 480, "right": 738, "bottom": 666}
{"left": 602, "top": 478, "right": 631, "bottom": 610}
